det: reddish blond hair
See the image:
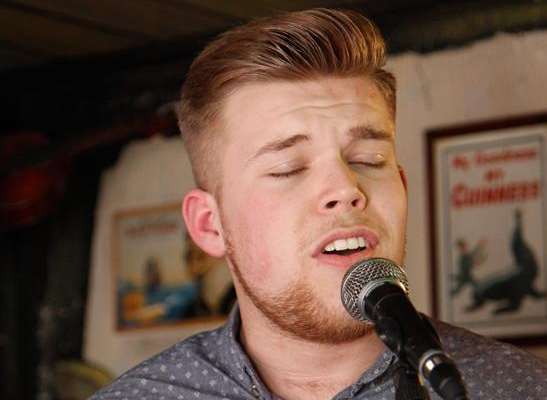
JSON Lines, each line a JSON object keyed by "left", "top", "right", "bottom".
{"left": 178, "top": 8, "right": 396, "bottom": 193}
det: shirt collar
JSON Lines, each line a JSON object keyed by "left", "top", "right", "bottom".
{"left": 218, "top": 306, "right": 266, "bottom": 394}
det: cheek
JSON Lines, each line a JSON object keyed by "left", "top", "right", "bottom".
{"left": 374, "top": 181, "right": 407, "bottom": 229}
{"left": 240, "top": 192, "right": 280, "bottom": 235}
{"left": 231, "top": 192, "right": 286, "bottom": 277}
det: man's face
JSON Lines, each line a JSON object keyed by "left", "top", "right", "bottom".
{"left": 216, "top": 76, "right": 407, "bottom": 343}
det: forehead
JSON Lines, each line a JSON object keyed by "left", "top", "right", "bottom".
{"left": 218, "top": 76, "right": 394, "bottom": 153}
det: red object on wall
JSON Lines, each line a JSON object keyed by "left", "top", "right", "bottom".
{"left": 0, "top": 132, "right": 69, "bottom": 230}
{"left": 0, "top": 112, "right": 178, "bottom": 231}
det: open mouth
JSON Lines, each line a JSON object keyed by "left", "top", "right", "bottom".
{"left": 313, "top": 232, "right": 378, "bottom": 267}
{"left": 320, "top": 236, "right": 368, "bottom": 256}
{"left": 322, "top": 248, "right": 364, "bottom": 256}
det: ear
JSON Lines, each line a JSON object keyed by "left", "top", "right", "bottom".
{"left": 398, "top": 164, "right": 408, "bottom": 192}
{"left": 182, "top": 188, "right": 226, "bottom": 258}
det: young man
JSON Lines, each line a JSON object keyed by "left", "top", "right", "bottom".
{"left": 92, "top": 8, "right": 547, "bottom": 400}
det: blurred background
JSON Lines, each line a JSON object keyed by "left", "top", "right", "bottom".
{"left": 2, "top": 1, "right": 547, "bottom": 399}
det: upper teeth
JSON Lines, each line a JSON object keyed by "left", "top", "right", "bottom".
{"left": 324, "top": 237, "right": 367, "bottom": 252}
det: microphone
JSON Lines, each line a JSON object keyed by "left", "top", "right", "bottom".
{"left": 341, "top": 258, "right": 468, "bottom": 400}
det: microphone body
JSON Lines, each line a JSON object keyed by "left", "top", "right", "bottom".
{"left": 341, "top": 258, "right": 468, "bottom": 400}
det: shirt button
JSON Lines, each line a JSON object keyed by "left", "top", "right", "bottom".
{"left": 250, "top": 384, "right": 260, "bottom": 399}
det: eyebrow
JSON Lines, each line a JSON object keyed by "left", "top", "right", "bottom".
{"left": 249, "top": 133, "right": 310, "bottom": 162}
{"left": 248, "top": 125, "right": 392, "bottom": 163}
{"left": 348, "top": 125, "right": 394, "bottom": 142}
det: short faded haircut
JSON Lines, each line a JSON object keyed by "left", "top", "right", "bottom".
{"left": 177, "top": 8, "right": 396, "bottom": 194}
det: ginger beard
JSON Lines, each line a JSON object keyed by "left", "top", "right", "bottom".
{"left": 221, "top": 218, "right": 375, "bottom": 344}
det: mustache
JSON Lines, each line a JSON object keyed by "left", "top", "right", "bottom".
{"left": 300, "top": 212, "right": 386, "bottom": 248}
{"left": 320, "top": 212, "right": 381, "bottom": 231}
{"left": 221, "top": 209, "right": 386, "bottom": 255}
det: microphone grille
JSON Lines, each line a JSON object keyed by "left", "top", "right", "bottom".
{"left": 341, "top": 258, "right": 409, "bottom": 321}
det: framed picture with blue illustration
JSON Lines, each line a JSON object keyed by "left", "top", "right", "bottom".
{"left": 112, "top": 202, "right": 235, "bottom": 331}
{"left": 426, "top": 112, "right": 547, "bottom": 344}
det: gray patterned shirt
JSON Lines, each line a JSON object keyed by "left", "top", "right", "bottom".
{"left": 91, "top": 307, "right": 547, "bottom": 399}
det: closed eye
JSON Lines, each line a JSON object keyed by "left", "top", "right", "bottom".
{"left": 349, "top": 160, "right": 386, "bottom": 168}
{"left": 268, "top": 167, "right": 307, "bottom": 178}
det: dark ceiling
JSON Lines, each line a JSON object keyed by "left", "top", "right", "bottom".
{"left": 0, "top": 0, "right": 414, "bottom": 72}
{"left": 2, "top": 0, "right": 547, "bottom": 72}
{"left": 1, "top": 0, "right": 546, "bottom": 141}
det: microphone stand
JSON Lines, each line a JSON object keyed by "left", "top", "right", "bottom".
{"left": 394, "top": 359, "right": 430, "bottom": 400}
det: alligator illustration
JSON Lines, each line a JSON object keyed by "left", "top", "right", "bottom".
{"left": 466, "top": 209, "right": 545, "bottom": 314}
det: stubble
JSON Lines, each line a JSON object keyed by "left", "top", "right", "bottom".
{"left": 223, "top": 229, "right": 374, "bottom": 344}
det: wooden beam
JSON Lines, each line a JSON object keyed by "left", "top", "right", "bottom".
{"left": 0, "top": 7, "right": 138, "bottom": 56}
{"left": 9, "top": 0, "right": 237, "bottom": 39}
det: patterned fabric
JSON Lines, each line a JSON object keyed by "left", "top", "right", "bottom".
{"left": 90, "top": 307, "right": 547, "bottom": 399}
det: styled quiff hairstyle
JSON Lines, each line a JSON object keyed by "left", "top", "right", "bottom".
{"left": 178, "top": 8, "right": 396, "bottom": 194}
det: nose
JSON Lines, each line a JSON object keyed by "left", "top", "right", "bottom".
{"left": 318, "top": 163, "right": 367, "bottom": 214}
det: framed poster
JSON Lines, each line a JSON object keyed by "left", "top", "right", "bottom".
{"left": 112, "top": 203, "right": 235, "bottom": 331}
{"left": 426, "top": 113, "right": 547, "bottom": 342}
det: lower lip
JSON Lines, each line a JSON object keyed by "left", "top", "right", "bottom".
{"left": 314, "top": 249, "right": 373, "bottom": 269}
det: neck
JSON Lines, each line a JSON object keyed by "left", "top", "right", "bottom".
{"left": 238, "top": 301, "right": 386, "bottom": 400}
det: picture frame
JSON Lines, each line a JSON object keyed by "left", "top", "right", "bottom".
{"left": 426, "top": 112, "right": 547, "bottom": 344}
{"left": 112, "top": 203, "right": 235, "bottom": 331}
